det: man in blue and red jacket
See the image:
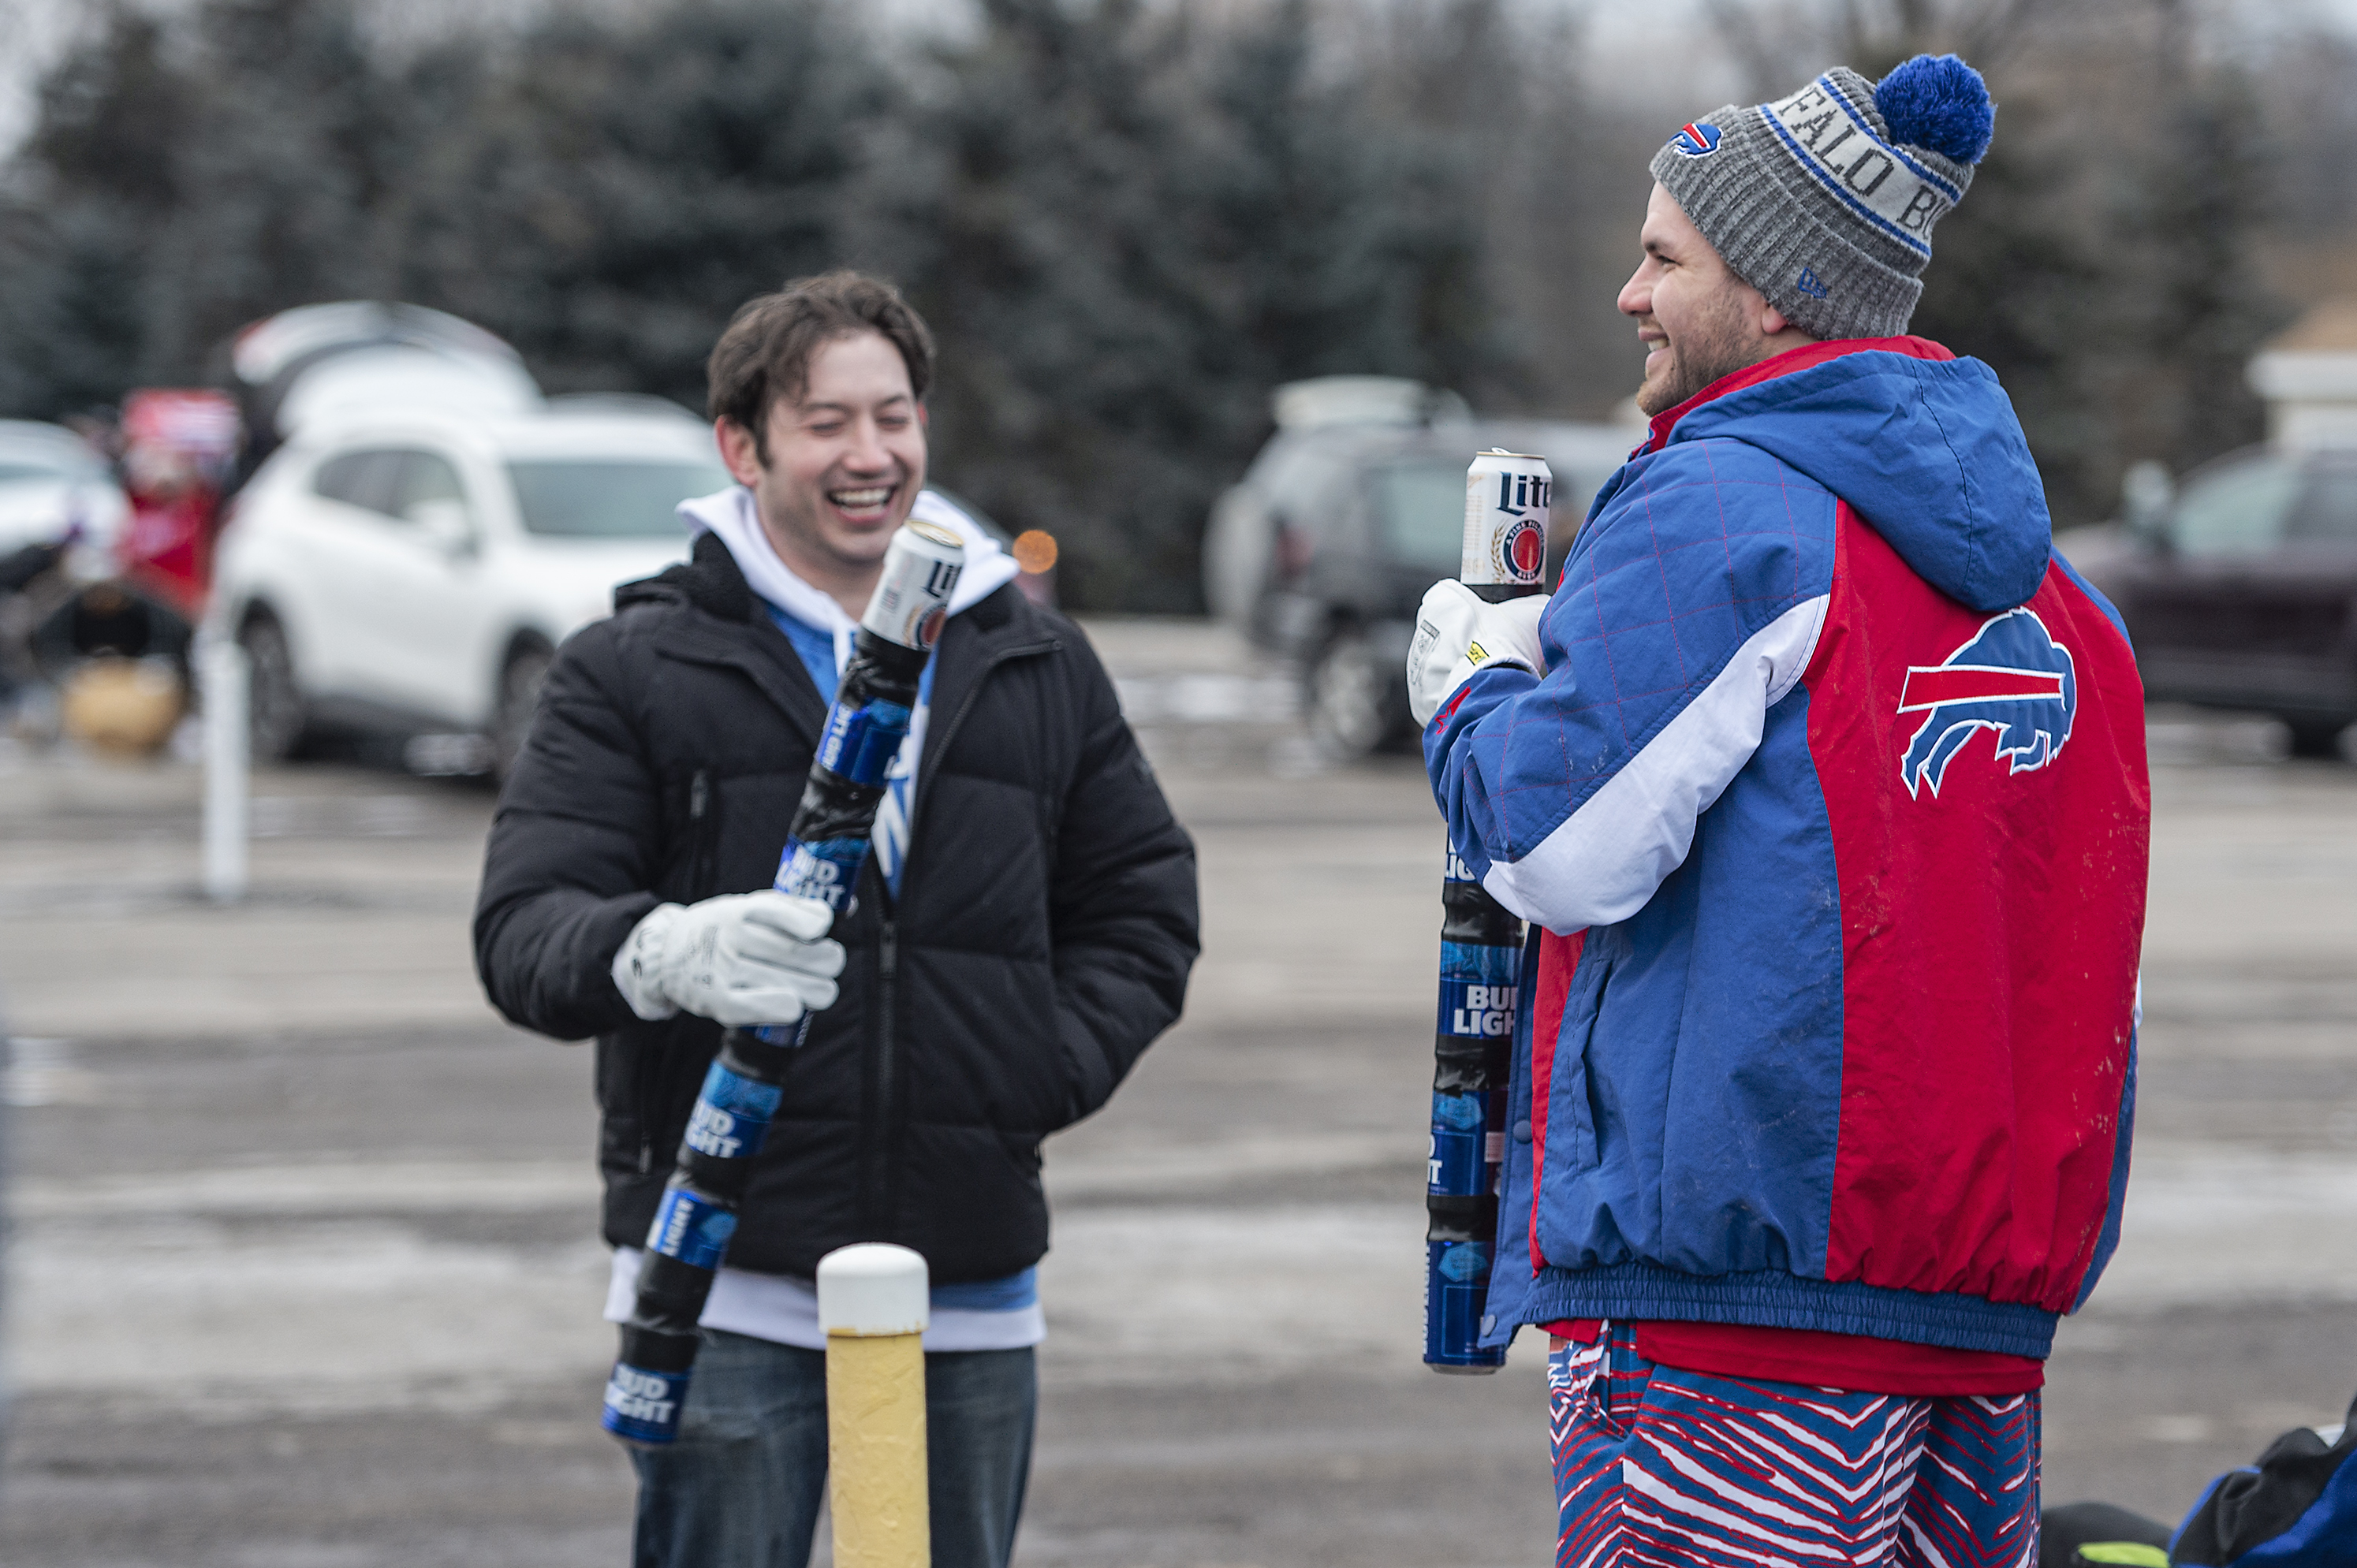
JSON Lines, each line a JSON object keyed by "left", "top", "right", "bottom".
{"left": 1409, "top": 55, "right": 2148, "bottom": 1567}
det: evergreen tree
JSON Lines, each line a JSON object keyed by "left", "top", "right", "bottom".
{"left": 394, "top": 0, "right": 897, "bottom": 404}
{"left": 915, "top": 0, "right": 1492, "bottom": 609}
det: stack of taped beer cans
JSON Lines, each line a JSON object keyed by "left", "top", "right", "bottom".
{"left": 601, "top": 520, "right": 964, "bottom": 1443}
{"left": 1424, "top": 450, "right": 1550, "bottom": 1373}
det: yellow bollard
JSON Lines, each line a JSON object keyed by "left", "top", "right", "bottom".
{"left": 818, "top": 1243, "right": 930, "bottom": 1568}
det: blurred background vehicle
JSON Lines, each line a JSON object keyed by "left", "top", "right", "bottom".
{"left": 1203, "top": 376, "right": 1632, "bottom": 759}
{"left": 2069, "top": 443, "right": 2357, "bottom": 758}
{"left": 227, "top": 300, "right": 545, "bottom": 483}
{"left": 207, "top": 404, "right": 729, "bottom": 777}
{"left": 0, "top": 419, "right": 129, "bottom": 563}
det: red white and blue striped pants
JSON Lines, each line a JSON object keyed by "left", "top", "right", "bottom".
{"left": 1549, "top": 1327, "right": 2040, "bottom": 1568}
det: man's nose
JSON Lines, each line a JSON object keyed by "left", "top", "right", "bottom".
{"left": 1617, "top": 265, "right": 1650, "bottom": 318}
{"left": 843, "top": 419, "right": 893, "bottom": 472}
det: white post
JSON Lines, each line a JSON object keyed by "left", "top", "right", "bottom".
{"left": 201, "top": 639, "right": 249, "bottom": 905}
{"left": 818, "top": 1243, "right": 931, "bottom": 1568}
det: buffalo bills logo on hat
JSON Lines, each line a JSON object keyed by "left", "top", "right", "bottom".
{"left": 1669, "top": 121, "right": 1721, "bottom": 157}
{"left": 1897, "top": 609, "right": 2078, "bottom": 798}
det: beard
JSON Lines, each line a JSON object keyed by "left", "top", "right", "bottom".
{"left": 1635, "top": 289, "right": 1760, "bottom": 416}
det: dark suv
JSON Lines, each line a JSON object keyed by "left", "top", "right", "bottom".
{"left": 2077, "top": 445, "right": 2357, "bottom": 756}
{"left": 1206, "top": 415, "right": 1630, "bottom": 758}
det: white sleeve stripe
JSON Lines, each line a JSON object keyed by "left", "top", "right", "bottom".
{"left": 1482, "top": 594, "right": 1831, "bottom": 934}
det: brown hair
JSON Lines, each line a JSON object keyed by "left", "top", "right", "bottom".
{"left": 705, "top": 270, "right": 936, "bottom": 460}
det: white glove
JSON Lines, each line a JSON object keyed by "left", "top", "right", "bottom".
{"left": 1407, "top": 580, "right": 1549, "bottom": 727}
{"left": 611, "top": 891, "right": 846, "bottom": 1028}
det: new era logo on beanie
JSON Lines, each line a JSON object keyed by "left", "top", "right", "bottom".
{"left": 1648, "top": 54, "right": 1994, "bottom": 341}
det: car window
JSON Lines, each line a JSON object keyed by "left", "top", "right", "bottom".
{"left": 505, "top": 458, "right": 733, "bottom": 538}
{"left": 1371, "top": 461, "right": 1470, "bottom": 572}
{"left": 386, "top": 451, "right": 468, "bottom": 520}
{"left": 2169, "top": 454, "right": 2302, "bottom": 557}
{"left": 312, "top": 449, "right": 403, "bottom": 515}
{"left": 2287, "top": 464, "right": 2357, "bottom": 543}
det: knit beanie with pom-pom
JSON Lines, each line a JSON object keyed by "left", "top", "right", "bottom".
{"left": 1648, "top": 54, "right": 1995, "bottom": 341}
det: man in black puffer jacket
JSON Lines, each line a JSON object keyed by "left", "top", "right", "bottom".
{"left": 474, "top": 271, "right": 1198, "bottom": 1568}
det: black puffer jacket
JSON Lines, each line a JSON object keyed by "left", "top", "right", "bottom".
{"left": 473, "top": 532, "right": 1199, "bottom": 1282}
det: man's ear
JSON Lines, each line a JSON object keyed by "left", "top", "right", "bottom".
{"left": 715, "top": 416, "right": 764, "bottom": 487}
{"left": 1759, "top": 301, "right": 1792, "bottom": 337}
{"left": 917, "top": 402, "right": 930, "bottom": 430}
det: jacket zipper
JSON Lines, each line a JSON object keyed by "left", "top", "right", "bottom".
{"left": 858, "top": 637, "right": 1052, "bottom": 1233}
{"left": 867, "top": 916, "right": 900, "bottom": 1231}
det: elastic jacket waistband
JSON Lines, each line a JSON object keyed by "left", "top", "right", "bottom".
{"left": 1510, "top": 1262, "right": 2058, "bottom": 1359}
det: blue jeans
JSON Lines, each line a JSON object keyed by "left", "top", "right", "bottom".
{"left": 629, "top": 1330, "right": 1035, "bottom": 1568}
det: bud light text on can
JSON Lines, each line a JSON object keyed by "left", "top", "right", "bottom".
{"left": 778, "top": 835, "right": 867, "bottom": 913}
{"left": 861, "top": 519, "right": 964, "bottom": 650}
{"left": 816, "top": 695, "right": 914, "bottom": 788}
{"left": 1462, "top": 449, "right": 1554, "bottom": 593}
{"left": 602, "top": 1359, "right": 693, "bottom": 1444}
{"left": 684, "top": 1062, "right": 783, "bottom": 1161}
{"left": 647, "top": 1183, "right": 738, "bottom": 1271}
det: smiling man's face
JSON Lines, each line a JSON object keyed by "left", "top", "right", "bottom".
{"left": 719, "top": 329, "right": 927, "bottom": 610}
{"left": 1617, "top": 182, "right": 1805, "bottom": 416}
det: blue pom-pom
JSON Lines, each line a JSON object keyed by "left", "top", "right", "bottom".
{"left": 1874, "top": 53, "right": 1993, "bottom": 164}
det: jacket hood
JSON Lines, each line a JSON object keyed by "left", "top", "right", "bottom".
{"left": 672, "top": 485, "right": 1022, "bottom": 635}
{"left": 1660, "top": 340, "right": 2052, "bottom": 613}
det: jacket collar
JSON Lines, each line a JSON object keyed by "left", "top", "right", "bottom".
{"left": 632, "top": 532, "right": 830, "bottom": 743}
{"left": 1640, "top": 335, "right": 1956, "bottom": 454}
{"left": 625, "top": 531, "right": 1057, "bottom": 750}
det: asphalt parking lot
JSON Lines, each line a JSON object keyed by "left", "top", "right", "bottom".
{"left": 2, "top": 620, "right": 2355, "bottom": 1566}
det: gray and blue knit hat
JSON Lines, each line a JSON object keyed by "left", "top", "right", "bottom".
{"left": 1649, "top": 54, "right": 1995, "bottom": 341}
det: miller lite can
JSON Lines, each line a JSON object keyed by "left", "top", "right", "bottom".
{"left": 862, "top": 519, "right": 964, "bottom": 650}
{"left": 1462, "top": 449, "right": 1553, "bottom": 597}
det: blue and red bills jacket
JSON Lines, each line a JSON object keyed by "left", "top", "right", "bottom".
{"left": 1426, "top": 337, "right": 2150, "bottom": 1359}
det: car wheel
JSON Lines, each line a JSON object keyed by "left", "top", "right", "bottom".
{"left": 2283, "top": 718, "right": 2349, "bottom": 761}
{"left": 237, "top": 611, "right": 310, "bottom": 762}
{"left": 492, "top": 642, "right": 554, "bottom": 781}
{"left": 1305, "top": 628, "right": 1408, "bottom": 762}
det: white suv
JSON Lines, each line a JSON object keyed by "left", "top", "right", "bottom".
{"left": 208, "top": 404, "right": 730, "bottom": 773}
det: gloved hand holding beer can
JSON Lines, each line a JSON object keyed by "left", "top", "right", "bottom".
{"left": 601, "top": 519, "right": 964, "bottom": 1445}
{"left": 1423, "top": 449, "right": 1550, "bottom": 1374}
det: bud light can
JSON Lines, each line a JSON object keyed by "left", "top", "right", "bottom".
{"left": 1462, "top": 449, "right": 1553, "bottom": 594}
{"left": 862, "top": 518, "right": 964, "bottom": 650}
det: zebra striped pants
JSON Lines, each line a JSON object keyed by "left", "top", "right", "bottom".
{"left": 1548, "top": 1327, "right": 2039, "bottom": 1568}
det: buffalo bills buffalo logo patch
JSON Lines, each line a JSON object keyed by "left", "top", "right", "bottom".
{"left": 1897, "top": 609, "right": 2078, "bottom": 798}
{"left": 1670, "top": 121, "right": 1721, "bottom": 157}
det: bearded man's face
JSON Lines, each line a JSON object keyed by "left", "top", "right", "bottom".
{"left": 1617, "top": 184, "right": 1786, "bottom": 416}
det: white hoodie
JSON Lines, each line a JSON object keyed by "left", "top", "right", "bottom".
{"left": 673, "top": 484, "right": 1022, "bottom": 676}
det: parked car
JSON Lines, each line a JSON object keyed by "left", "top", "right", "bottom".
{"left": 0, "top": 420, "right": 129, "bottom": 560}
{"left": 2069, "top": 444, "right": 2357, "bottom": 757}
{"left": 1205, "top": 382, "right": 1632, "bottom": 758}
{"left": 226, "top": 300, "right": 544, "bottom": 488}
{"left": 207, "top": 408, "right": 729, "bottom": 775}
